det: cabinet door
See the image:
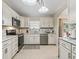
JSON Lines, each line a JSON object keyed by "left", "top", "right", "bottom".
{"left": 3, "top": 48, "right": 9, "bottom": 59}
{"left": 72, "top": 45, "right": 76, "bottom": 54}
{"left": 30, "top": 36, "right": 34, "bottom": 44}
{"left": 49, "top": 19, "right": 53, "bottom": 27}
{"left": 40, "top": 18, "right": 47, "bottom": 27}
{"left": 72, "top": 53, "right": 76, "bottom": 59}
{"left": 68, "top": 0, "right": 76, "bottom": 20}
{"left": 33, "top": 36, "right": 40, "bottom": 44}
{"left": 2, "top": 2, "right": 12, "bottom": 26}
{"left": 20, "top": 16, "right": 25, "bottom": 27}
{"left": 48, "top": 34, "right": 56, "bottom": 44}
{"left": 3, "top": 45, "right": 11, "bottom": 59}
{"left": 8, "top": 45, "right": 12, "bottom": 59}
{"left": 24, "top": 35, "right": 27, "bottom": 44}
{"left": 24, "top": 17, "right": 29, "bottom": 27}
{"left": 24, "top": 36, "right": 33, "bottom": 44}
{"left": 59, "top": 45, "right": 72, "bottom": 59}
{"left": 40, "top": 17, "right": 53, "bottom": 27}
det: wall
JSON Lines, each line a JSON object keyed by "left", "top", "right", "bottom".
{"left": 62, "top": 0, "right": 76, "bottom": 38}
{"left": 53, "top": 6, "right": 67, "bottom": 46}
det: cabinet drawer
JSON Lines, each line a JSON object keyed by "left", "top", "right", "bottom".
{"left": 12, "top": 38, "right": 18, "bottom": 43}
{"left": 72, "top": 45, "right": 76, "bottom": 54}
{"left": 59, "top": 45, "right": 72, "bottom": 59}
{"left": 11, "top": 43, "right": 18, "bottom": 50}
{"left": 2, "top": 40, "right": 11, "bottom": 47}
{"left": 60, "top": 40, "right": 71, "bottom": 50}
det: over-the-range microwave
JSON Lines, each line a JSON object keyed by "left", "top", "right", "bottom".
{"left": 12, "top": 17, "right": 20, "bottom": 27}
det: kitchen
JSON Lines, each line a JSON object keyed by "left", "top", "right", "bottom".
{"left": 2, "top": 0, "right": 76, "bottom": 59}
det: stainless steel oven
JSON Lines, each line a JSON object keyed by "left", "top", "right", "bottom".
{"left": 18, "top": 34, "right": 24, "bottom": 52}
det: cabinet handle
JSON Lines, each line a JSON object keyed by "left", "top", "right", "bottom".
{"left": 2, "top": 20, "right": 4, "bottom": 24}
{"left": 5, "top": 48, "right": 8, "bottom": 54}
{"left": 68, "top": 53, "right": 71, "bottom": 59}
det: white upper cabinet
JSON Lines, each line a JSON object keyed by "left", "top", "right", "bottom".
{"left": 64, "top": 0, "right": 76, "bottom": 23}
{"left": 2, "top": 2, "right": 12, "bottom": 26}
{"left": 20, "top": 16, "right": 29, "bottom": 27}
{"left": 24, "top": 17, "right": 29, "bottom": 27}
{"left": 20, "top": 16, "right": 25, "bottom": 27}
{"left": 2, "top": 2, "right": 20, "bottom": 26}
{"left": 20, "top": 17, "right": 53, "bottom": 28}
{"left": 40, "top": 17, "right": 53, "bottom": 27}
{"left": 68, "top": 0, "right": 76, "bottom": 20}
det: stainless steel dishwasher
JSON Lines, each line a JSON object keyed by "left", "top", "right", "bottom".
{"left": 40, "top": 34, "right": 48, "bottom": 45}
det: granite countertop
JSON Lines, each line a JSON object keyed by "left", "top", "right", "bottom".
{"left": 59, "top": 37, "right": 76, "bottom": 45}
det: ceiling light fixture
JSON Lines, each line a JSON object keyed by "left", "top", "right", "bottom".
{"left": 22, "top": 0, "right": 49, "bottom": 13}
{"left": 38, "top": 6, "right": 48, "bottom": 13}
{"left": 38, "top": 0, "right": 48, "bottom": 13}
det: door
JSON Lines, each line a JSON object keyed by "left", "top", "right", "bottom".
{"left": 40, "top": 34, "right": 48, "bottom": 45}
{"left": 59, "top": 18, "right": 64, "bottom": 37}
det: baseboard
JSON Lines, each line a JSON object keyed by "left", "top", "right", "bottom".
{"left": 24, "top": 44, "right": 56, "bottom": 45}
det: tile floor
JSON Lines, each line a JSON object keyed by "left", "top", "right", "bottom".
{"left": 13, "top": 45, "right": 58, "bottom": 59}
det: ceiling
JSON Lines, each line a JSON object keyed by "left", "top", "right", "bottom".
{"left": 3, "top": 0, "right": 67, "bottom": 17}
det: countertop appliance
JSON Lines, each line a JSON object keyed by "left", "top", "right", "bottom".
{"left": 18, "top": 33, "right": 24, "bottom": 52}
{"left": 40, "top": 34, "right": 48, "bottom": 45}
{"left": 12, "top": 17, "right": 20, "bottom": 27}
{"left": 6, "top": 30, "right": 16, "bottom": 35}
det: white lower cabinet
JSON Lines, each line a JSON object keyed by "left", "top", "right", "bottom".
{"left": 3, "top": 48, "right": 9, "bottom": 59}
{"left": 59, "top": 45, "right": 71, "bottom": 59}
{"left": 24, "top": 34, "right": 40, "bottom": 44}
{"left": 48, "top": 34, "right": 56, "bottom": 44}
{"left": 2, "top": 36, "right": 18, "bottom": 59}
{"left": 34, "top": 36, "right": 40, "bottom": 44}
{"left": 72, "top": 45, "right": 76, "bottom": 59}
{"left": 72, "top": 53, "right": 76, "bottom": 59}
{"left": 72, "top": 45, "right": 76, "bottom": 54}
{"left": 59, "top": 39, "right": 76, "bottom": 59}
{"left": 2, "top": 41, "right": 12, "bottom": 59}
{"left": 24, "top": 35, "right": 30, "bottom": 44}
{"left": 2, "top": 45, "right": 11, "bottom": 59}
